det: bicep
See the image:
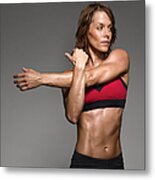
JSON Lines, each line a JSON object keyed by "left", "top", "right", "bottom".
{"left": 99, "top": 55, "right": 129, "bottom": 83}
{"left": 86, "top": 49, "right": 130, "bottom": 86}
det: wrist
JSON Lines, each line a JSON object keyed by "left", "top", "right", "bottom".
{"left": 75, "top": 63, "right": 86, "bottom": 71}
{"left": 39, "top": 73, "right": 46, "bottom": 85}
{"left": 74, "top": 66, "right": 86, "bottom": 80}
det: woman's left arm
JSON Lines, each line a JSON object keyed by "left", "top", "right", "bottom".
{"left": 63, "top": 49, "right": 88, "bottom": 124}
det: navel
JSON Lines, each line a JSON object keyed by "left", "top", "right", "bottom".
{"left": 104, "top": 146, "right": 109, "bottom": 152}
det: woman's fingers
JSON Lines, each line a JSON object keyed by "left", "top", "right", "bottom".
{"left": 22, "top": 67, "right": 29, "bottom": 72}
{"left": 66, "top": 48, "right": 88, "bottom": 67}
{"left": 13, "top": 73, "right": 25, "bottom": 78}
{"left": 14, "top": 78, "right": 26, "bottom": 84}
{"left": 19, "top": 86, "right": 28, "bottom": 91}
{"left": 18, "top": 82, "right": 28, "bottom": 87}
{"left": 21, "top": 86, "right": 28, "bottom": 91}
{"left": 13, "top": 67, "right": 29, "bottom": 78}
{"left": 65, "top": 52, "right": 73, "bottom": 60}
{"left": 16, "top": 82, "right": 30, "bottom": 91}
{"left": 65, "top": 52, "right": 76, "bottom": 65}
{"left": 13, "top": 67, "right": 40, "bottom": 91}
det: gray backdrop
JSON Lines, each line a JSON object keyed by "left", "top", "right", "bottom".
{"left": 0, "top": 1, "right": 145, "bottom": 169}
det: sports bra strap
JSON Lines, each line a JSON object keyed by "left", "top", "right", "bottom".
{"left": 119, "top": 77, "right": 128, "bottom": 90}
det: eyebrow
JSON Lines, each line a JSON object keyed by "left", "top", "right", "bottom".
{"left": 98, "top": 22, "right": 112, "bottom": 27}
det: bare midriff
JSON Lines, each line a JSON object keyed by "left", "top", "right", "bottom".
{"left": 75, "top": 107, "right": 123, "bottom": 159}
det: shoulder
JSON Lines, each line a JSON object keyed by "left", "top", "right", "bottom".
{"left": 106, "top": 48, "right": 130, "bottom": 73}
{"left": 108, "top": 48, "right": 129, "bottom": 63}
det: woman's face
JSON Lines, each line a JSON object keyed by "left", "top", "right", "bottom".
{"left": 87, "top": 11, "right": 112, "bottom": 53}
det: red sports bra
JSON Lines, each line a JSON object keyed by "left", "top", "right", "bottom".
{"left": 83, "top": 77, "right": 128, "bottom": 111}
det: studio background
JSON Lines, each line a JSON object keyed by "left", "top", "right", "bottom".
{"left": 0, "top": 1, "right": 145, "bottom": 169}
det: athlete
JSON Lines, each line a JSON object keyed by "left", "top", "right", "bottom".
{"left": 13, "top": 3, "right": 130, "bottom": 169}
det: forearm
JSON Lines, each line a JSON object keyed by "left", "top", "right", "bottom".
{"left": 40, "top": 71, "right": 73, "bottom": 88}
{"left": 40, "top": 69, "right": 92, "bottom": 88}
{"left": 66, "top": 66, "right": 86, "bottom": 123}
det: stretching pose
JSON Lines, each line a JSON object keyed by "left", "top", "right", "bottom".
{"left": 14, "top": 3, "right": 129, "bottom": 169}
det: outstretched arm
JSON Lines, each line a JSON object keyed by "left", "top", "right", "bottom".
{"left": 14, "top": 48, "right": 129, "bottom": 91}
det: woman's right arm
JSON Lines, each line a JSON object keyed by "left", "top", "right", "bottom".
{"left": 13, "top": 68, "right": 73, "bottom": 91}
{"left": 14, "top": 49, "right": 129, "bottom": 91}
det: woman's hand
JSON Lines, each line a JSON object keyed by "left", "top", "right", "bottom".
{"left": 13, "top": 67, "right": 42, "bottom": 91}
{"left": 65, "top": 48, "right": 89, "bottom": 68}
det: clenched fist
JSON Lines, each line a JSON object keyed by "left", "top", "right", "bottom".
{"left": 65, "top": 48, "right": 89, "bottom": 68}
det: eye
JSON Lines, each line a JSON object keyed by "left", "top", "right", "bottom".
{"left": 97, "top": 26, "right": 103, "bottom": 30}
{"left": 108, "top": 25, "right": 113, "bottom": 32}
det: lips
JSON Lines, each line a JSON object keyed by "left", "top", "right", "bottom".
{"left": 100, "top": 41, "right": 110, "bottom": 45}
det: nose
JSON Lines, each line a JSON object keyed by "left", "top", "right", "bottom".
{"left": 102, "top": 28, "right": 110, "bottom": 39}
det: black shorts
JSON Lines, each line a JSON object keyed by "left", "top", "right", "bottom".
{"left": 70, "top": 151, "right": 124, "bottom": 169}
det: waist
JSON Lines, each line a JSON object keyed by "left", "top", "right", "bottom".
{"left": 70, "top": 150, "right": 124, "bottom": 169}
{"left": 73, "top": 150, "right": 123, "bottom": 162}
{"left": 75, "top": 139, "right": 122, "bottom": 160}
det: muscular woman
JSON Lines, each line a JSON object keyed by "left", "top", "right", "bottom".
{"left": 14, "top": 3, "right": 130, "bottom": 169}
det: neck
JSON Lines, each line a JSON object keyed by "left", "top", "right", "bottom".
{"left": 88, "top": 46, "right": 107, "bottom": 66}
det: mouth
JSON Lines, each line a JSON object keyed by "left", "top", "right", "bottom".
{"left": 100, "top": 41, "right": 110, "bottom": 46}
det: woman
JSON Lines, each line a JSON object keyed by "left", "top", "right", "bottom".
{"left": 14, "top": 3, "right": 129, "bottom": 169}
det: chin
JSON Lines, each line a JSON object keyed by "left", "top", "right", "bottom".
{"left": 99, "top": 47, "right": 110, "bottom": 53}
{"left": 89, "top": 44, "right": 110, "bottom": 54}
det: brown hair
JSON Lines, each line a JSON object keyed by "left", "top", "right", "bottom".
{"left": 75, "top": 3, "right": 116, "bottom": 59}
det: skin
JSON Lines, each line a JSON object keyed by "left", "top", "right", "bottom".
{"left": 14, "top": 11, "right": 129, "bottom": 160}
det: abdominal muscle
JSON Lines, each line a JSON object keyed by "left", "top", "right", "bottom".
{"left": 75, "top": 107, "right": 123, "bottom": 159}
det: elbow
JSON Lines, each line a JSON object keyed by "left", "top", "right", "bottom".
{"left": 66, "top": 112, "right": 78, "bottom": 125}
